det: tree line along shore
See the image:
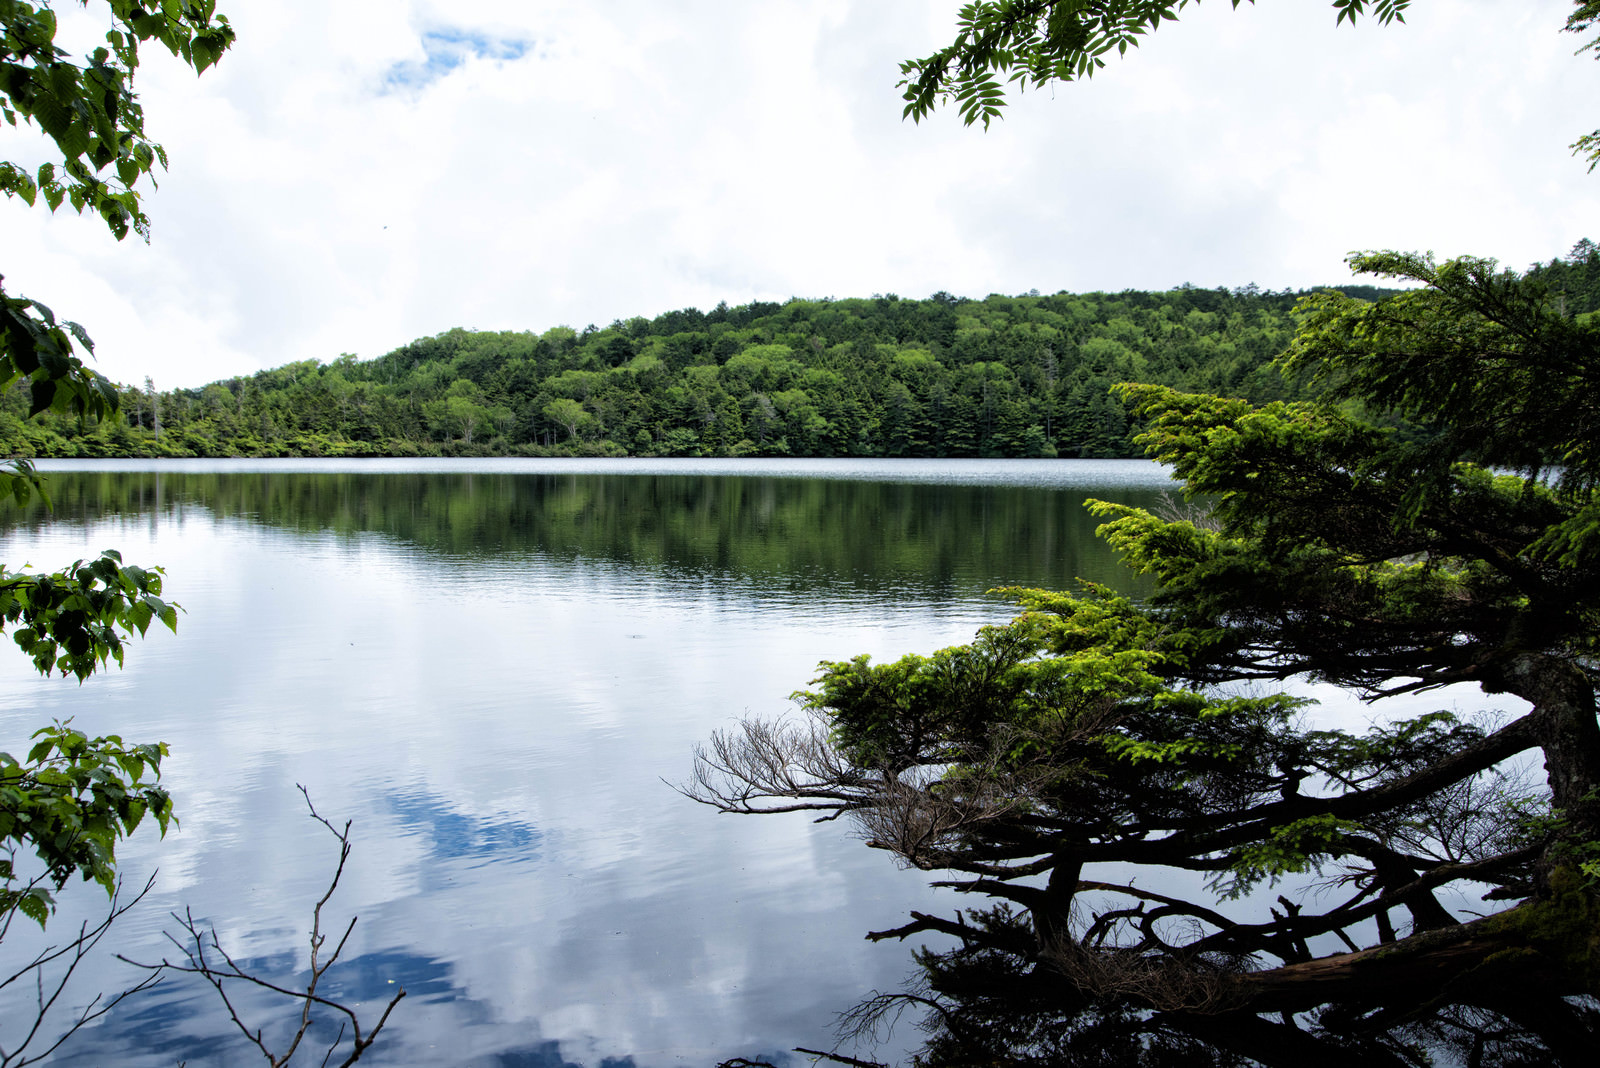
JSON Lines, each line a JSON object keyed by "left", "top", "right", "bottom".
{"left": 7, "top": 246, "right": 1596, "bottom": 463}
{"left": 0, "top": 282, "right": 1393, "bottom": 462}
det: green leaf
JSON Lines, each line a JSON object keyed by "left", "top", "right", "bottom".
{"left": 18, "top": 887, "right": 51, "bottom": 928}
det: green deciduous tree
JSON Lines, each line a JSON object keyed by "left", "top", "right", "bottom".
{"left": 1, "top": 24, "right": 220, "bottom": 1053}
{"left": 1, "top": 1, "right": 233, "bottom": 440}
{"left": 1, "top": 0, "right": 230, "bottom": 929}
{"left": 543, "top": 396, "right": 588, "bottom": 442}
{"left": 690, "top": 255, "right": 1600, "bottom": 1065}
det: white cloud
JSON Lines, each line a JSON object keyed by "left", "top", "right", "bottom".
{"left": 2, "top": 0, "right": 1595, "bottom": 388}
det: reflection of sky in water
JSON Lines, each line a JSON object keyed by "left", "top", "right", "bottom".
{"left": 4, "top": 466, "right": 1101, "bottom": 1067}
{"left": 0, "top": 464, "right": 1511, "bottom": 1066}
{"left": 389, "top": 791, "right": 544, "bottom": 871}
{"left": 33, "top": 456, "right": 1179, "bottom": 489}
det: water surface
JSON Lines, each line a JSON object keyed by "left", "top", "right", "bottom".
{"left": 0, "top": 459, "right": 1175, "bottom": 1066}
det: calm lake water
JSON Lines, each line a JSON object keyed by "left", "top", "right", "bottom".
{"left": 0, "top": 459, "right": 1180, "bottom": 1066}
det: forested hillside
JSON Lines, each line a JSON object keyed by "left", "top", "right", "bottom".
{"left": 4, "top": 248, "right": 1592, "bottom": 460}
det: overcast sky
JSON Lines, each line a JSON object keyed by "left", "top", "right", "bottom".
{"left": 3, "top": 0, "right": 1597, "bottom": 389}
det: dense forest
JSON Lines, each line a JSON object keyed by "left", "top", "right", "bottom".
{"left": 5, "top": 242, "right": 1595, "bottom": 461}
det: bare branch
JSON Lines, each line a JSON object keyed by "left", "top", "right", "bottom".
{"left": 792, "top": 1047, "right": 889, "bottom": 1068}
{"left": 0, "top": 875, "right": 160, "bottom": 1068}
{"left": 678, "top": 712, "right": 873, "bottom": 816}
{"left": 121, "top": 788, "right": 404, "bottom": 1067}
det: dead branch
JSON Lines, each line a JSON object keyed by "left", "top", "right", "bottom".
{"left": 0, "top": 874, "right": 160, "bottom": 1067}
{"left": 681, "top": 710, "right": 1070, "bottom": 878}
{"left": 678, "top": 711, "right": 871, "bottom": 817}
{"left": 836, "top": 989, "right": 951, "bottom": 1045}
{"left": 1038, "top": 936, "right": 1243, "bottom": 1016}
{"left": 793, "top": 1047, "right": 889, "bottom": 1068}
{"left": 121, "top": 786, "right": 404, "bottom": 1067}
{"left": 1154, "top": 490, "right": 1221, "bottom": 531}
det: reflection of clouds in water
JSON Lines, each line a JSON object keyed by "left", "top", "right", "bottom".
{"left": 44, "top": 945, "right": 528, "bottom": 1067}
{"left": 47, "top": 901, "right": 886, "bottom": 1068}
{"left": 0, "top": 514, "right": 966, "bottom": 1066}
{"left": 389, "top": 790, "right": 545, "bottom": 870}
{"left": 3, "top": 465, "right": 1507, "bottom": 1067}
{"left": 354, "top": 795, "right": 945, "bottom": 1065}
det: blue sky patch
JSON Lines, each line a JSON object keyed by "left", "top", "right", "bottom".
{"left": 385, "top": 28, "right": 531, "bottom": 90}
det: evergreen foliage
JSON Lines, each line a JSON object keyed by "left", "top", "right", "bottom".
{"left": 688, "top": 252, "right": 1600, "bottom": 1066}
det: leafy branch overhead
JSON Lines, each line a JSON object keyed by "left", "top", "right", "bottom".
{"left": 1, "top": 723, "right": 173, "bottom": 926}
{"left": 0, "top": 549, "right": 177, "bottom": 680}
{"left": 1567, "top": 1, "right": 1600, "bottom": 168}
{"left": 900, "top": 0, "right": 1600, "bottom": 171}
{"left": 0, "top": 2, "right": 212, "bottom": 945}
{"left": 0, "top": 0, "right": 234, "bottom": 240}
{"left": 900, "top": 1, "right": 1410, "bottom": 129}
{"left": 0, "top": 283, "right": 118, "bottom": 422}
{"left": 0, "top": 2, "right": 236, "bottom": 453}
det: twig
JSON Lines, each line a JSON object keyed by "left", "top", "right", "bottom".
{"left": 121, "top": 787, "right": 404, "bottom": 1067}
{"left": 793, "top": 1047, "right": 889, "bottom": 1068}
{"left": 0, "top": 875, "right": 160, "bottom": 1068}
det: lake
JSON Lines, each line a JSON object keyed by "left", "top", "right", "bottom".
{"left": 0, "top": 458, "right": 1179, "bottom": 1066}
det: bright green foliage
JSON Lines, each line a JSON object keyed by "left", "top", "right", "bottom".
{"left": 8, "top": 282, "right": 1418, "bottom": 460}
{"left": 0, "top": 0, "right": 235, "bottom": 456}
{"left": 798, "top": 585, "right": 1276, "bottom": 778}
{"left": 542, "top": 396, "right": 588, "bottom": 441}
{"left": 0, "top": 548, "right": 177, "bottom": 680}
{"left": 899, "top": 1, "right": 1411, "bottom": 129}
{"left": 693, "top": 253, "right": 1600, "bottom": 1064}
{"left": 1567, "top": 1, "right": 1600, "bottom": 168}
{"left": 0, "top": 0, "right": 219, "bottom": 942}
{"left": 0, "top": 0, "right": 234, "bottom": 239}
{"left": 1218, "top": 814, "right": 1361, "bottom": 899}
{"left": 1284, "top": 251, "right": 1600, "bottom": 494}
{"left": 790, "top": 581, "right": 1490, "bottom": 906}
{"left": 0, "top": 721, "right": 173, "bottom": 927}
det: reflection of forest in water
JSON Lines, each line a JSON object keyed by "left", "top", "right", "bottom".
{"left": 8, "top": 469, "right": 1162, "bottom": 596}
{"left": 1, "top": 463, "right": 1189, "bottom": 1068}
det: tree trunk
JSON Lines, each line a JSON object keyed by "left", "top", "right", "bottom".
{"left": 1223, "top": 904, "right": 1588, "bottom": 1014}
{"left": 1486, "top": 653, "right": 1600, "bottom": 841}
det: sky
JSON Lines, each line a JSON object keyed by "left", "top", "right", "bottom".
{"left": 2, "top": 0, "right": 1597, "bottom": 390}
